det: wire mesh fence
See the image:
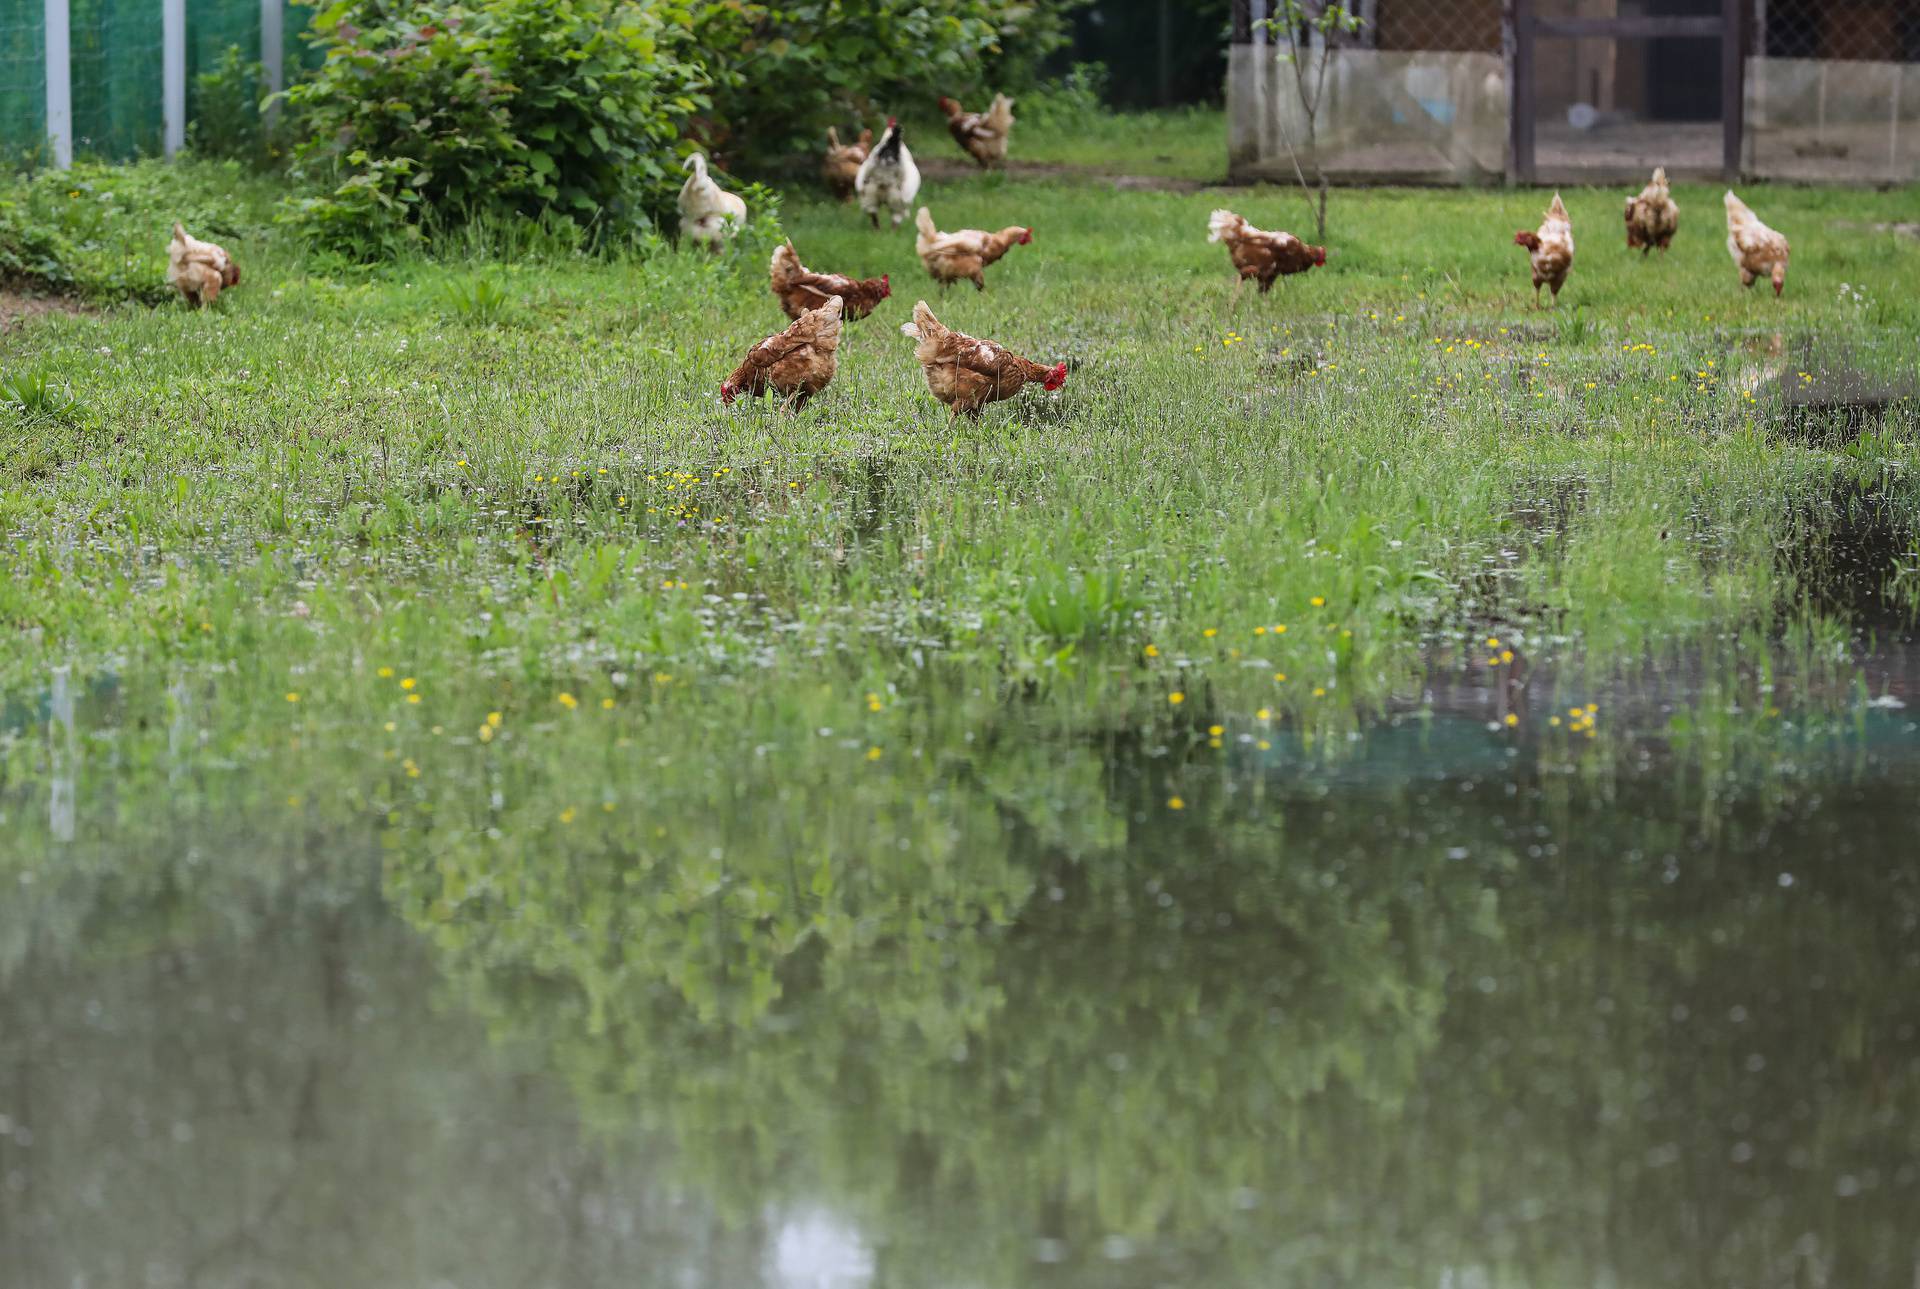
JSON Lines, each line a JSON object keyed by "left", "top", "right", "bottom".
{"left": 0, "top": 0, "right": 45, "bottom": 161}
{"left": 70, "top": 0, "right": 165, "bottom": 160}
{"left": 1747, "top": 0, "right": 1920, "bottom": 182}
{"left": 1, "top": 0, "right": 312, "bottom": 164}
{"left": 1231, "top": 0, "right": 1919, "bottom": 183}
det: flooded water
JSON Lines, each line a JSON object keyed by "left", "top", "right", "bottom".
{"left": 4, "top": 651, "right": 1920, "bottom": 1289}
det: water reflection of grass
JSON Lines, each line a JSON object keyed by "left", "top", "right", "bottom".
{"left": 4, "top": 675, "right": 1919, "bottom": 1287}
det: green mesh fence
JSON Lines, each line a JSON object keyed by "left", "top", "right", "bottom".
{"left": 1, "top": 0, "right": 314, "bottom": 163}
{"left": 70, "top": 0, "right": 163, "bottom": 159}
{"left": 0, "top": 0, "right": 46, "bottom": 162}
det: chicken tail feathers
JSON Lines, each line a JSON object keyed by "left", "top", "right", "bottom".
{"left": 770, "top": 240, "right": 800, "bottom": 288}
{"left": 915, "top": 206, "right": 937, "bottom": 240}
{"left": 908, "top": 300, "right": 946, "bottom": 342}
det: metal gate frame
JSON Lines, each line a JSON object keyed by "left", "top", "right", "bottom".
{"left": 1505, "top": 0, "right": 1746, "bottom": 182}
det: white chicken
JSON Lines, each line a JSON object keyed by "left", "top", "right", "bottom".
{"left": 853, "top": 118, "right": 920, "bottom": 231}
{"left": 1723, "top": 190, "right": 1791, "bottom": 297}
{"left": 678, "top": 153, "right": 746, "bottom": 251}
{"left": 166, "top": 222, "right": 240, "bottom": 306}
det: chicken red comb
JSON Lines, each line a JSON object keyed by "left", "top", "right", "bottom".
{"left": 1043, "top": 362, "right": 1067, "bottom": 392}
{"left": 719, "top": 381, "right": 736, "bottom": 406}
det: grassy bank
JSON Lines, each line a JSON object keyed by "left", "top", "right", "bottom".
{"left": 2, "top": 161, "right": 1919, "bottom": 867}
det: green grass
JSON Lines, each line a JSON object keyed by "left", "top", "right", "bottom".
{"left": 1014, "top": 104, "right": 1230, "bottom": 181}
{"left": 1, "top": 155, "right": 1918, "bottom": 870}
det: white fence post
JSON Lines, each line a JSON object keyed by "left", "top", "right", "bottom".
{"left": 43, "top": 0, "right": 71, "bottom": 168}
{"left": 261, "top": 0, "right": 283, "bottom": 94}
{"left": 163, "top": 0, "right": 186, "bottom": 156}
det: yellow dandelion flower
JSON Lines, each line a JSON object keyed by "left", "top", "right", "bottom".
{"left": 285, "top": 692, "right": 300, "bottom": 703}
{"left": 1203, "top": 627, "right": 1217, "bottom": 638}
{"left": 1274, "top": 672, "right": 1287, "bottom": 682}
{"left": 1168, "top": 692, "right": 1185, "bottom": 705}
{"left": 1486, "top": 637, "right": 1500, "bottom": 647}
{"left": 1257, "top": 708, "right": 1271, "bottom": 720}
{"left": 866, "top": 746, "right": 883, "bottom": 761}
{"left": 560, "top": 807, "right": 576, "bottom": 824}
{"left": 601, "top": 697, "right": 615, "bottom": 710}
{"left": 1256, "top": 739, "right": 1272, "bottom": 750}
{"left": 1501, "top": 650, "right": 1514, "bottom": 663}
{"left": 1208, "top": 724, "right": 1224, "bottom": 736}
{"left": 1310, "top": 596, "right": 1325, "bottom": 608}
{"left": 1274, "top": 624, "right": 1287, "bottom": 634}
{"left": 1549, "top": 715, "right": 1560, "bottom": 727}
{"left": 1254, "top": 626, "right": 1266, "bottom": 635}
{"left": 1167, "top": 796, "right": 1185, "bottom": 810}
{"left": 377, "top": 666, "right": 395, "bottom": 678}
{"left": 486, "top": 712, "right": 502, "bottom": 728}
{"left": 1144, "top": 644, "right": 1160, "bottom": 658}
{"left": 478, "top": 724, "right": 494, "bottom": 743}
{"left": 1504, "top": 713, "right": 1518, "bottom": 727}
{"left": 383, "top": 721, "right": 396, "bottom": 733}
{"left": 406, "top": 694, "right": 421, "bottom": 704}
{"left": 1312, "top": 687, "right": 1326, "bottom": 697}
{"left": 558, "top": 692, "right": 578, "bottom": 709}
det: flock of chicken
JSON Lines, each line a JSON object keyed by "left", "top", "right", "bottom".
{"left": 708, "top": 96, "right": 1065, "bottom": 419}
{"left": 164, "top": 100, "right": 1798, "bottom": 423}
{"left": 1512, "top": 169, "right": 1793, "bottom": 306}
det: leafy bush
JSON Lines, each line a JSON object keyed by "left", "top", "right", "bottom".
{"left": 1016, "top": 62, "right": 1110, "bottom": 132}
{"left": 690, "top": 0, "right": 1077, "bottom": 162}
{"left": 0, "top": 160, "right": 269, "bottom": 301}
{"left": 280, "top": 0, "right": 707, "bottom": 258}
{"left": 188, "top": 45, "right": 286, "bottom": 168}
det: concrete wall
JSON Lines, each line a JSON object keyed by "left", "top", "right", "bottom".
{"left": 1229, "top": 45, "right": 1509, "bottom": 183}
{"left": 1228, "top": 45, "right": 1920, "bottom": 183}
{"left": 1745, "top": 57, "right": 1920, "bottom": 182}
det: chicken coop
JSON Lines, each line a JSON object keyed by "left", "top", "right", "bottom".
{"left": 1228, "top": 0, "right": 1920, "bottom": 184}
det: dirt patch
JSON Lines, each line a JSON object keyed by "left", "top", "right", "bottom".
{"left": 915, "top": 157, "right": 1218, "bottom": 193}
{"left": 1, "top": 289, "right": 90, "bottom": 335}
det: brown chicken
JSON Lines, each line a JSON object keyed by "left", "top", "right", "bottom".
{"left": 914, "top": 208, "right": 1031, "bottom": 291}
{"left": 1624, "top": 166, "right": 1679, "bottom": 255}
{"left": 821, "top": 126, "right": 871, "bottom": 200}
{"left": 1513, "top": 193, "right": 1574, "bottom": 307}
{"left": 166, "top": 222, "right": 240, "bottom": 306}
{"left": 1724, "top": 189, "right": 1790, "bottom": 297}
{"left": 1206, "top": 210, "right": 1326, "bottom": 295}
{"left": 720, "top": 295, "right": 843, "bottom": 409}
{"left": 937, "top": 93, "right": 1014, "bottom": 168}
{"left": 769, "top": 241, "right": 890, "bottom": 321}
{"left": 899, "top": 300, "right": 1065, "bottom": 420}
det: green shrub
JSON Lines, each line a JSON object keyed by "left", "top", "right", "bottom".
{"left": 188, "top": 45, "right": 288, "bottom": 168}
{"left": 1018, "top": 62, "right": 1110, "bottom": 132}
{"left": 281, "top": 0, "right": 707, "bottom": 257}
{"left": 691, "top": 0, "right": 1078, "bottom": 163}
